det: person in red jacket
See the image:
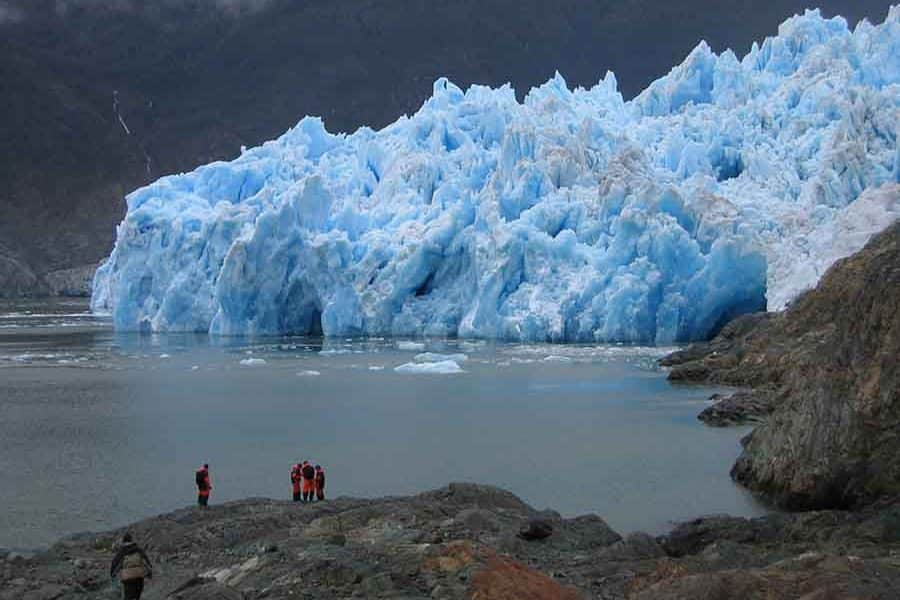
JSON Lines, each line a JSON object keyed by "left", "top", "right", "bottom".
{"left": 196, "top": 464, "right": 212, "bottom": 507}
{"left": 290, "top": 462, "right": 303, "bottom": 502}
{"left": 314, "top": 465, "right": 326, "bottom": 501}
{"left": 301, "top": 460, "right": 316, "bottom": 502}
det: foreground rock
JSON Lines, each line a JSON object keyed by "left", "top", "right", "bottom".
{"left": 2, "top": 484, "right": 900, "bottom": 600}
{"left": 663, "top": 221, "right": 900, "bottom": 510}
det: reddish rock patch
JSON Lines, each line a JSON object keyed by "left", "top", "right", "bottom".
{"left": 470, "top": 553, "right": 582, "bottom": 600}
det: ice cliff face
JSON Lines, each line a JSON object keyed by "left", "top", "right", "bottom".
{"left": 93, "top": 7, "right": 900, "bottom": 342}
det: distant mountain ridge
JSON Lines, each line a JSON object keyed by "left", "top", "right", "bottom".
{"left": 0, "top": 0, "right": 894, "bottom": 296}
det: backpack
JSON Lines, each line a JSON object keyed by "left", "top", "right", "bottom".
{"left": 302, "top": 464, "right": 315, "bottom": 479}
{"left": 195, "top": 470, "right": 207, "bottom": 489}
{"left": 120, "top": 551, "right": 145, "bottom": 582}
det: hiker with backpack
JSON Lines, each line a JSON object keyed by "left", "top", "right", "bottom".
{"left": 315, "top": 464, "right": 326, "bottom": 501}
{"left": 301, "top": 460, "right": 316, "bottom": 502}
{"left": 196, "top": 463, "right": 212, "bottom": 507}
{"left": 290, "top": 462, "right": 303, "bottom": 502}
{"left": 110, "top": 532, "right": 152, "bottom": 599}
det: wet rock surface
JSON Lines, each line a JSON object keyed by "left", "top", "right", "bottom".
{"left": 2, "top": 483, "right": 900, "bottom": 599}
{"left": 663, "top": 222, "right": 900, "bottom": 510}
{"left": 697, "top": 390, "right": 778, "bottom": 426}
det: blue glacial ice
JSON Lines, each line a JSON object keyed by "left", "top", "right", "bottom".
{"left": 93, "top": 7, "right": 900, "bottom": 343}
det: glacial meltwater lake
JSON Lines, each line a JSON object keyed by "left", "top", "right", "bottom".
{"left": 0, "top": 299, "right": 769, "bottom": 551}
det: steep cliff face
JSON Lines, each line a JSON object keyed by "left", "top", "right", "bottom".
{"left": 664, "top": 221, "right": 900, "bottom": 510}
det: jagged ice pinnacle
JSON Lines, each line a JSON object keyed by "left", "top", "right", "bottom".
{"left": 93, "top": 6, "right": 900, "bottom": 343}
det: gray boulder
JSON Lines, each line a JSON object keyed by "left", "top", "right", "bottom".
{"left": 518, "top": 519, "right": 554, "bottom": 541}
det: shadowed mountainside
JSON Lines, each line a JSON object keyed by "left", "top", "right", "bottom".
{"left": 0, "top": 0, "right": 894, "bottom": 296}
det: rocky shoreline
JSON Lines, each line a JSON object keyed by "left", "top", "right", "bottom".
{"left": 663, "top": 222, "right": 900, "bottom": 511}
{"left": 2, "top": 483, "right": 899, "bottom": 600}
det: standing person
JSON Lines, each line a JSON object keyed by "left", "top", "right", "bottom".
{"left": 301, "top": 460, "right": 316, "bottom": 503}
{"left": 290, "top": 462, "right": 303, "bottom": 502}
{"left": 314, "top": 464, "right": 326, "bottom": 502}
{"left": 195, "top": 463, "right": 212, "bottom": 507}
{"left": 110, "top": 532, "right": 152, "bottom": 599}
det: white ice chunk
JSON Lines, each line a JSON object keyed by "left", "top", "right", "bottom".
{"left": 414, "top": 352, "right": 468, "bottom": 362}
{"left": 239, "top": 358, "right": 267, "bottom": 366}
{"left": 397, "top": 341, "right": 427, "bottom": 351}
{"left": 318, "top": 349, "right": 350, "bottom": 356}
{"left": 543, "top": 355, "right": 573, "bottom": 363}
{"left": 394, "top": 360, "right": 464, "bottom": 374}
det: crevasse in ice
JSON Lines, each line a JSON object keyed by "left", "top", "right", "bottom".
{"left": 92, "top": 7, "right": 900, "bottom": 343}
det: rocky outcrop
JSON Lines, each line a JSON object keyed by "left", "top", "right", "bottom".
{"left": 697, "top": 390, "right": 778, "bottom": 426}
{"left": 662, "top": 221, "right": 900, "bottom": 510}
{"left": 0, "top": 257, "right": 96, "bottom": 298}
{"left": 0, "top": 253, "right": 46, "bottom": 298}
{"left": 43, "top": 263, "right": 98, "bottom": 298}
{"left": 2, "top": 484, "right": 899, "bottom": 600}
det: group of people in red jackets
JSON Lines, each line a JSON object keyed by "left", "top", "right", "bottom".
{"left": 291, "top": 460, "right": 326, "bottom": 503}
{"left": 193, "top": 461, "right": 326, "bottom": 507}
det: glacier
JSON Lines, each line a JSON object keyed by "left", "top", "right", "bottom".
{"left": 93, "top": 6, "right": 900, "bottom": 343}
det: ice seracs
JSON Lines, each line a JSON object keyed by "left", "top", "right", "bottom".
{"left": 93, "top": 7, "right": 900, "bottom": 343}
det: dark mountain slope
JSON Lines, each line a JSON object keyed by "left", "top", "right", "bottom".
{"left": 0, "top": 0, "right": 894, "bottom": 295}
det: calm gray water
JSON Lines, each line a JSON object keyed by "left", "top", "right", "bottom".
{"left": 0, "top": 299, "right": 768, "bottom": 551}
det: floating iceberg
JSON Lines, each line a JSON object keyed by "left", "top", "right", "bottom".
{"left": 396, "top": 341, "right": 427, "bottom": 351}
{"left": 239, "top": 357, "right": 267, "bottom": 366}
{"left": 93, "top": 7, "right": 900, "bottom": 343}
{"left": 395, "top": 360, "right": 465, "bottom": 374}
{"left": 414, "top": 352, "right": 469, "bottom": 363}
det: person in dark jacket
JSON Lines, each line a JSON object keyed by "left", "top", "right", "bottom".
{"left": 196, "top": 463, "right": 212, "bottom": 507}
{"left": 110, "top": 532, "right": 152, "bottom": 599}
{"left": 291, "top": 462, "right": 303, "bottom": 502}
{"left": 301, "top": 460, "right": 316, "bottom": 502}
{"left": 314, "top": 464, "right": 326, "bottom": 501}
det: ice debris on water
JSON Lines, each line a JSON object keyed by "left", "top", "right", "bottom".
{"left": 297, "top": 370, "right": 321, "bottom": 377}
{"left": 414, "top": 352, "right": 468, "bottom": 362}
{"left": 395, "top": 360, "right": 465, "bottom": 374}
{"left": 397, "top": 341, "right": 427, "bottom": 351}
{"left": 93, "top": 7, "right": 900, "bottom": 343}
{"left": 319, "top": 349, "right": 350, "bottom": 356}
{"left": 239, "top": 358, "right": 267, "bottom": 366}
{"left": 543, "top": 355, "right": 573, "bottom": 363}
